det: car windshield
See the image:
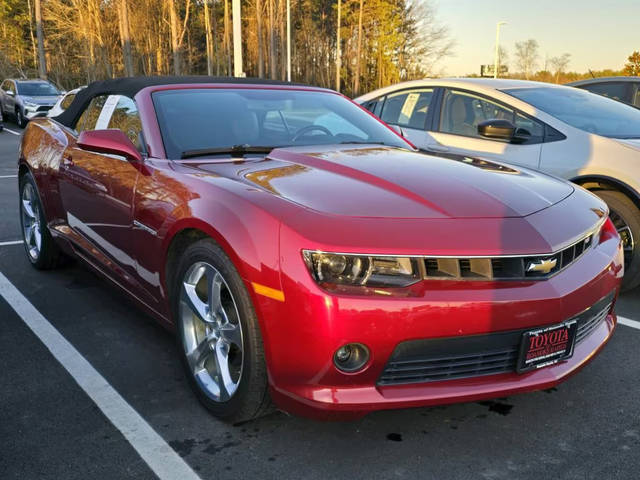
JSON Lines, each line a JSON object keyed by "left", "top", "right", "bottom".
{"left": 152, "top": 88, "right": 410, "bottom": 159}
{"left": 503, "top": 86, "right": 640, "bottom": 138}
{"left": 16, "top": 82, "right": 60, "bottom": 96}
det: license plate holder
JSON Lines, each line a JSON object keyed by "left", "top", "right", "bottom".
{"left": 517, "top": 320, "right": 578, "bottom": 373}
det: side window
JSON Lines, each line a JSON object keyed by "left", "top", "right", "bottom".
{"left": 633, "top": 85, "right": 640, "bottom": 108}
{"left": 514, "top": 112, "right": 544, "bottom": 139}
{"left": 107, "top": 96, "right": 143, "bottom": 150}
{"left": 439, "top": 89, "right": 514, "bottom": 138}
{"left": 380, "top": 89, "right": 434, "bottom": 129}
{"left": 75, "top": 95, "right": 108, "bottom": 133}
{"left": 362, "top": 98, "right": 384, "bottom": 117}
{"left": 60, "top": 93, "right": 76, "bottom": 110}
{"left": 1, "top": 81, "right": 8, "bottom": 92}
{"left": 581, "top": 82, "right": 629, "bottom": 103}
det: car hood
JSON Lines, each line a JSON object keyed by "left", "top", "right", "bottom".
{"left": 21, "top": 95, "right": 58, "bottom": 105}
{"left": 224, "top": 145, "right": 574, "bottom": 219}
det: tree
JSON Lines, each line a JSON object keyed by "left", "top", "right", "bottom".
{"left": 353, "top": 0, "right": 364, "bottom": 96}
{"left": 118, "top": 0, "right": 134, "bottom": 76}
{"left": 549, "top": 53, "right": 570, "bottom": 83}
{"left": 203, "top": 0, "right": 214, "bottom": 75}
{"left": 624, "top": 51, "right": 640, "bottom": 76}
{"left": 34, "top": 0, "right": 46, "bottom": 78}
{"left": 169, "top": 0, "right": 191, "bottom": 75}
{"left": 514, "top": 39, "right": 539, "bottom": 79}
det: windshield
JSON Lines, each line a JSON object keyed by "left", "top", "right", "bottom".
{"left": 152, "top": 88, "right": 410, "bottom": 159}
{"left": 503, "top": 86, "right": 640, "bottom": 138}
{"left": 16, "top": 82, "right": 60, "bottom": 96}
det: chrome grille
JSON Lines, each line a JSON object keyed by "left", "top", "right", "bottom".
{"left": 422, "top": 233, "right": 594, "bottom": 281}
{"left": 378, "top": 292, "right": 614, "bottom": 386}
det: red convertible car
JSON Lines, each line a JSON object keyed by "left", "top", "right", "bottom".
{"left": 19, "top": 77, "right": 623, "bottom": 422}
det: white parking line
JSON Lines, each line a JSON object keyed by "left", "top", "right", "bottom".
{"left": 0, "top": 175, "right": 18, "bottom": 179}
{"left": 619, "top": 316, "right": 640, "bottom": 330}
{"left": 0, "top": 240, "right": 23, "bottom": 247}
{"left": 0, "top": 272, "right": 201, "bottom": 480}
{"left": 2, "top": 127, "right": 21, "bottom": 136}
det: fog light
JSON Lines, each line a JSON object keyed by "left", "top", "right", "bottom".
{"left": 333, "top": 343, "right": 369, "bottom": 373}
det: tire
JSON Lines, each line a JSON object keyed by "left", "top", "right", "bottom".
{"left": 595, "top": 190, "right": 640, "bottom": 291}
{"left": 171, "top": 238, "right": 272, "bottom": 423}
{"left": 15, "top": 108, "right": 26, "bottom": 128}
{"left": 19, "top": 173, "right": 63, "bottom": 269}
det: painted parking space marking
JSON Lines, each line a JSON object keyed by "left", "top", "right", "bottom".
{"left": 0, "top": 175, "right": 17, "bottom": 178}
{"left": 618, "top": 316, "right": 640, "bottom": 330}
{"left": 0, "top": 240, "right": 23, "bottom": 247}
{"left": 0, "top": 271, "right": 201, "bottom": 480}
{"left": 2, "top": 128, "right": 21, "bottom": 136}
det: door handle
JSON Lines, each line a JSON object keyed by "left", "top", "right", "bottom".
{"left": 62, "top": 155, "right": 73, "bottom": 167}
{"left": 427, "top": 144, "right": 449, "bottom": 153}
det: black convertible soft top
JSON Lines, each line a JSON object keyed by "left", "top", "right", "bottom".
{"left": 54, "top": 75, "right": 305, "bottom": 128}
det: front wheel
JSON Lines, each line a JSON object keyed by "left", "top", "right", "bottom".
{"left": 595, "top": 190, "right": 640, "bottom": 291}
{"left": 171, "top": 238, "right": 272, "bottom": 422}
{"left": 15, "top": 108, "right": 26, "bottom": 128}
{"left": 19, "top": 173, "right": 63, "bottom": 269}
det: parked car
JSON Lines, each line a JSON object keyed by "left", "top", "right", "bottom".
{"left": 0, "top": 78, "right": 61, "bottom": 127}
{"left": 47, "top": 86, "right": 85, "bottom": 118}
{"left": 356, "top": 78, "right": 640, "bottom": 290}
{"left": 568, "top": 76, "right": 640, "bottom": 108}
{"left": 19, "top": 77, "right": 622, "bottom": 422}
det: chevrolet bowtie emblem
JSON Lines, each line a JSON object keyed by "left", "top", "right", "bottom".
{"left": 526, "top": 257, "right": 557, "bottom": 274}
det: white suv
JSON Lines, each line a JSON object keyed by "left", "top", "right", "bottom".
{"left": 356, "top": 78, "right": 640, "bottom": 290}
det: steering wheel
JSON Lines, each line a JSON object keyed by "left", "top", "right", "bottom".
{"left": 291, "top": 125, "right": 333, "bottom": 142}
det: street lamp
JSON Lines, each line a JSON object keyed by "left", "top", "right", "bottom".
{"left": 494, "top": 21, "right": 507, "bottom": 79}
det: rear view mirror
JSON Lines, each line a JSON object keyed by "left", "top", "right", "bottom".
{"left": 77, "top": 129, "right": 142, "bottom": 162}
{"left": 6, "top": 90, "right": 15, "bottom": 97}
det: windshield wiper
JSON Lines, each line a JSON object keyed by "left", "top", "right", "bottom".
{"left": 339, "top": 141, "right": 387, "bottom": 145}
{"left": 181, "top": 145, "right": 275, "bottom": 159}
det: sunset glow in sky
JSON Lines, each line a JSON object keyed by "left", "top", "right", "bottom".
{"left": 433, "top": 0, "right": 638, "bottom": 76}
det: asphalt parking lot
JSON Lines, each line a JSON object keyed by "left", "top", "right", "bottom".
{"left": 1, "top": 122, "right": 639, "bottom": 480}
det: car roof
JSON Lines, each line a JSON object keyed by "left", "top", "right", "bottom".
{"left": 567, "top": 76, "right": 640, "bottom": 86}
{"left": 354, "top": 77, "right": 564, "bottom": 102}
{"left": 54, "top": 75, "right": 320, "bottom": 128}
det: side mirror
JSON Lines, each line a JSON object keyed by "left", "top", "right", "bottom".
{"left": 389, "top": 124, "right": 405, "bottom": 137}
{"left": 77, "top": 129, "right": 142, "bottom": 162}
{"left": 6, "top": 90, "right": 15, "bottom": 97}
{"left": 477, "top": 119, "right": 516, "bottom": 141}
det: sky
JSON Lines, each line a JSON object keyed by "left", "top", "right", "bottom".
{"left": 432, "top": 0, "right": 639, "bottom": 76}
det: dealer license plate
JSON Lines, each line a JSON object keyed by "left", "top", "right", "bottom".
{"left": 517, "top": 320, "right": 578, "bottom": 373}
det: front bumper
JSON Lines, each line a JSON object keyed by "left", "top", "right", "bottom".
{"left": 23, "top": 105, "right": 53, "bottom": 119}
{"left": 251, "top": 227, "right": 623, "bottom": 420}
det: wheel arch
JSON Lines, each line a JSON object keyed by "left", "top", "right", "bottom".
{"left": 571, "top": 174, "right": 640, "bottom": 210}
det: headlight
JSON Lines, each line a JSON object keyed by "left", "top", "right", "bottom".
{"left": 302, "top": 251, "right": 421, "bottom": 288}
{"left": 24, "top": 102, "right": 38, "bottom": 109}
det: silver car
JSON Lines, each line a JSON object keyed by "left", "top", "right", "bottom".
{"left": 0, "top": 79, "right": 61, "bottom": 127}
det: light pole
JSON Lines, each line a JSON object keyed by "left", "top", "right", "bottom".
{"left": 493, "top": 21, "right": 507, "bottom": 79}
{"left": 286, "top": 0, "right": 291, "bottom": 81}
{"left": 232, "top": 0, "right": 243, "bottom": 77}
{"left": 336, "top": 0, "right": 341, "bottom": 92}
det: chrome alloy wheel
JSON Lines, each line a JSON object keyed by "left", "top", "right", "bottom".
{"left": 610, "top": 209, "right": 635, "bottom": 270}
{"left": 21, "top": 182, "right": 42, "bottom": 261}
{"left": 179, "top": 262, "right": 244, "bottom": 402}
